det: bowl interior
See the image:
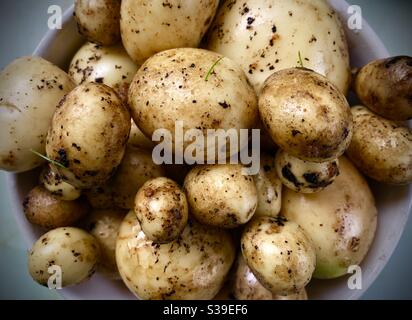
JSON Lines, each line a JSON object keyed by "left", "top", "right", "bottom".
{"left": 6, "top": 1, "right": 411, "bottom": 300}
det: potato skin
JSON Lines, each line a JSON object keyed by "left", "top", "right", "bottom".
{"left": 74, "top": 0, "right": 121, "bottom": 45}
{"left": 116, "top": 211, "right": 235, "bottom": 300}
{"left": 347, "top": 106, "right": 412, "bottom": 185}
{"left": 46, "top": 82, "right": 131, "bottom": 189}
{"left": 128, "top": 120, "right": 155, "bottom": 150}
{"left": 0, "top": 56, "right": 75, "bottom": 172}
{"left": 282, "top": 156, "right": 377, "bottom": 279}
{"left": 259, "top": 68, "right": 353, "bottom": 162}
{"left": 23, "top": 185, "right": 89, "bottom": 229}
{"left": 355, "top": 56, "right": 412, "bottom": 121}
{"left": 184, "top": 164, "right": 257, "bottom": 228}
{"left": 40, "top": 164, "right": 81, "bottom": 201}
{"left": 120, "top": 0, "right": 219, "bottom": 64}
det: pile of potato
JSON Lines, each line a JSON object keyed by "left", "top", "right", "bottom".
{"left": 0, "top": 0, "right": 411, "bottom": 300}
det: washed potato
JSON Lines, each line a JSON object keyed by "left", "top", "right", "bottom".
{"left": 0, "top": 56, "right": 75, "bottom": 172}
{"left": 120, "top": 0, "right": 219, "bottom": 64}
{"left": 116, "top": 211, "right": 235, "bottom": 299}
{"left": 40, "top": 164, "right": 81, "bottom": 201}
{"left": 254, "top": 153, "right": 282, "bottom": 217}
{"left": 259, "top": 68, "right": 352, "bottom": 162}
{"left": 135, "top": 177, "right": 188, "bottom": 243}
{"left": 74, "top": 0, "right": 121, "bottom": 45}
{"left": 275, "top": 149, "right": 340, "bottom": 193}
{"left": 128, "top": 120, "right": 155, "bottom": 150}
{"left": 23, "top": 185, "right": 88, "bottom": 229}
{"left": 68, "top": 42, "right": 139, "bottom": 103}
{"left": 241, "top": 216, "right": 316, "bottom": 295}
{"left": 184, "top": 164, "right": 257, "bottom": 228}
{"left": 347, "top": 106, "right": 412, "bottom": 185}
{"left": 355, "top": 56, "right": 412, "bottom": 121}
{"left": 206, "top": 0, "right": 350, "bottom": 94}
{"left": 28, "top": 227, "right": 100, "bottom": 287}
{"left": 46, "top": 82, "right": 131, "bottom": 189}
{"left": 282, "top": 156, "right": 377, "bottom": 279}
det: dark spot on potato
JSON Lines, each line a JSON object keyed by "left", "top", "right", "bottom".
{"left": 282, "top": 164, "right": 302, "bottom": 188}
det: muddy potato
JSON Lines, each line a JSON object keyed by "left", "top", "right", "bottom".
{"left": 135, "top": 177, "right": 188, "bottom": 243}
{"left": 347, "top": 106, "right": 412, "bottom": 185}
{"left": 28, "top": 227, "right": 100, "bottom": 287}
{"left": 184, "top": 164, "right": 257, "bottom": 228}
{"left": 40, "top": 164, "right": 81, "bottom": 201}
{"left": 128, "top": 120, "right": 155, "bottom": 150}
{"left": 0, "top": 56, "right": 75, "bottom": 172}
{"left": 241, "top": 216, "right": 316, "bottom": 295}
{"left": 355, "top": 56, "right": 412, "bottom": 121}
{"left": 282, "top": 156, "right": 377, "bottom": 279}
{"left": 120, "top": 0, "right": 219, "bottom": 64}
{"left": 46, "top": 83, "right": 131, "bottom": 189}
{"left": 259, "top": 68, "right": 352, "bottom": 162}
{"left": 116, "top": 211, "right": 235, "bottom": 299}
{"left": 74, "top": 0, "right": 121, "bottom": 45}
{"left": 275, "top": 149, "right": 340, "bottom": 193}
{"left": 206, "top": 0, "right": 350, "bottom": 94}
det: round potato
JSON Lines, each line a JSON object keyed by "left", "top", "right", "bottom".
{"left": 259, "top": 68, "right": 353, "bottom": 162}
{"left": 23, "top": 185, "right": 89, "bottom": 229}
{"left": 120, "top": 0, "right": 219, "bottom": 64}
{"left": 46, "top": 82, "right": 131, "bottom": 189}
{"left": 282, "top": 156, "right": 377, "bottom": 279}
{"left": 206, "top": 0, "right": 350, "bottom": 94}
{"left": 74, "top": 0, "right": 121, "bottom": 45}
{"left": 116, "top": 211, "right": 235, "bottom": 300}
{"left": 184, "top": 164, "right": 257, "bottom": 228}
{"left": 347, "top": 106, "right": 412, "bottom": 185}
{"left": 275, "top": 149, "right": 340, "bottom": 193}
{"left": 241, "top": 216, "right": 316, "bottom": 295}
{"left": 128, "top": 120, "right": 155, "bottom": 150}
{"left": 0, "top": 56, "right": 75, "bottom": 172}
{"left": 28, "top": 227, "right": 100, "bottom": 287}
{"left": 355, "top": 56, "right": 412, "bottom": 121}
{"left": 40, "top": 164, "right": 81, "bottom": 201}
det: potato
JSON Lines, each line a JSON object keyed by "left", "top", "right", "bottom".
{"left": 253, "top": 153, "right": 282, "bottom": 217}
{"left": 74, "top": 0, "right": 121, "bottom": 45}
{"left": 206, "top": 0, "right": 350, "bottom": 94}
{"left": 40, "top": 164, "right": 81, "bottom": 201}
{"left": 28, "top": 227, "right": 100, "bottom": 287}
{"left": 116, "top": 211, "right": 235, "bottom": 299}
{"left": 282, "top": 156, "right": 377, "bottom": 279}
{"left": 128, "top": 119, "right": 155, "bottom": 150}
{"left": 241, "top": 216, "right": 316, "bottom": 295}
{"left": 46, "top": 82, "right": 131, "bottom": 189}
{"left": 275, "top": 149, "right": 340, "bottom": 193}
{"left": 346, "top": 106, "right": 412, "bottom": 185}
{"left": 135, "top": 177, "right": 188, "bottom": 243}
{"left": 355, "top": 56, "right": 412, "bottom": 121}
{"left": 120, "top": 0, "right": 219, "bottom": 64}
{"left": 0, "top": 56, "right": 75, "bottom": 172}
{"left": 259, "top": 68, "right": 353, "bottom": 162}
{"left": 184, "top": 164, "right": 257, "bottom": 228}
{"left": 23, "top": 185, "right": 89, "bottom": 229}
{"left": 68, "top": 42, "right": 139, "bottom": 103}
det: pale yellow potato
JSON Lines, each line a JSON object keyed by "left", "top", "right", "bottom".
{"left": 40, "top": 164, "right": 81, "bottom": 201}
{"left": 128, "top": 119, "right": 155, "bottom": 150}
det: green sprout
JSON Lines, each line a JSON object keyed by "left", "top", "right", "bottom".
{"left": 205, "top": 57, "right": 224, "bottom": 82}
{"left": 298, "top": 51, "right": 304, "bottom": 68}
{"left": 30, "top": 149, "right": 66, "bottom": 169}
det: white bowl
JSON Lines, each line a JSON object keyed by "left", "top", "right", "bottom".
{"left": 6, "top": 1, "right": 411, "bottom": 300}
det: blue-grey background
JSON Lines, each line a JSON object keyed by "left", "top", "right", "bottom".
{"left": 0, "top": 0, "right": 411, "bottom": 299}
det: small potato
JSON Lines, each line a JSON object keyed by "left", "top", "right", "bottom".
{"left": 23, "top": 185, "right": 89, "bottom": 229}
{"left": 28, "top": 227, "right": 100, "bottom": 287}
{"left": 355, "top": 56, "right": 412, "bottom": 121}
{"left": 184, "top": 164, "right": 257, "bottom": 228}
{"left": 74, "top": 0, "right": 121, "bottom": 45}
{"left": 259, "top": 68, "right": 352, "bottom": 162}
{"left": 40, "top": 164, "right": 81, "bottom": 201}
{"left": 116, "top": 211, "right": 235, "bottom": 300}
{"left": 135, "top": 177, "right": 188, "bottom": 243}
{"left": 347, "top": 106, "right": 412, "bottom": 185}
{"left": 241, "top": 216, "right": 316, "bottom": 295}
{"left": 128, "top": 120, "right": 155, "bottom": 150}
{"left": 275, "top": 149, "right": 340, "bottom": 193}
{"left": 46, "top": 82, "right": 131, "bottom": 189}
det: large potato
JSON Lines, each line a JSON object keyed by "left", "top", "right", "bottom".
{"left": 116, "top": 211, "right": 235, "bottom": 300}
{"left": 46, "top": 83, "right": 131, "bottom": 189}
{"left": 282, "top": 156, "right": 377, "bottom": 279}
{"left": 0, "top": 56, "right": 75, "bottom": 172}
{"left": 347, "top": 106, "right": 412, "bottom": 185}
{"left": 120, "top": 0, "right": 219, "bottom": 64}
{"left": 206, "top": 0, "right": 350, "bottom": 94}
